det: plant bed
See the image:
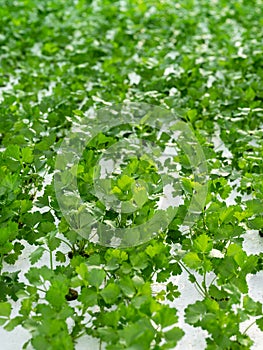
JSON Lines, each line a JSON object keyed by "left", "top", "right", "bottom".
{"left": 0, "top": 1, "right": 263, "bottom": 349}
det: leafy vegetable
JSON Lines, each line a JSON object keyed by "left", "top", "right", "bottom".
{"left": 0, "top": 0, "right": 263, "bottom": 349}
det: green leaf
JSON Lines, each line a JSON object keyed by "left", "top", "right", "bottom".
{"left": 153, "top": 305, "right": 178, "bottom": 328}
{"left": 130, "top": 252, "right": 148, "bottom": 270}
{"left": 87, "top": 268, "right": 106, "bottom": 289}
{"left": 46, "top": 282, "right": 68, "bottom": 310}
{"left": 119, "top": 277, "right": 136, "bottom": 298}
{"left": 0, "top": 227, "right": 10, "bottom": 246}
{"left": 256, "top": 317, "right": 263, "bottom": 331}
{"left": 248, "top": 216, "right": 263, "bottom": 230}
{"left": 56, "top": 251, "right": 66, "bottom": 263}
{"left": 79, "top": 287, "right": 98, "bottom": 307}
{"left": 119, "top": 318, "right": 155, "bottom": 349}
{"left": 100, "top": 283, "right": 120, "bottom": 304}
{"left": 0, "top": 302, "right": 11, "bottom": 317}
{"left": 185, "top": 300, "right": 206, "bottom": 325}
{"left": 4, "top": 316, "right": 24, "bottom": 331}
{"left": 164, "top": 326, "right": 184, "bottom": 343}
{"left": 0, "top": 222, "right": 18, "bottom": 245}
{"left": 183, "top": 252, "right": 202, "bottom": 269}
{"left": 243, "top": 295, "right": 262, "bottom": 316}
{"left": 132, "top": 182, "right": 148, "bottom": 207}
{"left": 187, "top": 109, "right": 198, "bottom": 122}
{"left": 193, "top": 234, "right": 213, "bottom": 253}
{"left": 226, "top": 244, "right": 246, "bottom": 267}
{"left": 76, "top": 263, "right": 89, "bottom": 283}
{"left": 97, "top": 327, "right": 118, "bottom": 342}
{"left": 46, "top": 231, "right": 61, "bottom": 251}
{"left": 117, "top": 174, "right": 135, "bottom": 191}
{"left": 21, "top": 147, "right": 34, "bottom": 163}
{"left": 30, "top": 247, "right": 45, "bottom": 265}
{"left": 245, "top": 87, "right": 256, "bottom": 101}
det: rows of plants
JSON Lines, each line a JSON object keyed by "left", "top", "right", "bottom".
{"left": 0, "top": 0, "right": 263, "bottom": 349}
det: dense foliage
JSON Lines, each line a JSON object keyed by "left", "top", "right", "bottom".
{"left": 0, "top": 0, "right": 263, "bottom": 349}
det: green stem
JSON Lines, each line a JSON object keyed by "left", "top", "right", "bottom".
{"left": 178, "top": 261, "right": 206, "bottom": 297}
{"left": 193, "top": 283, "right": 204, "bottom": 298}
{"left": 59, "top": 238, "right": 73, "bottom": 250}
{"left": 202, "top": 210, "right": 207, "bottom": 230}
{"left": 0, "top": 254, "right": 3, "bottom": 274}
{"left": 50, "top": 250, "right": 53, "bottom": 270}
{"left": 72, "top": 330, "right": 87, "bottom": 341}
{"left": 209, "top": 275, "right": 217, "bottom": 286}
{"left": 203, "top": 270, "right": 208, "bottom": 295}
{"left": 77, "top": 239, "right": 86, "bottom": 252}
{"left": 243, "top": 320, "right": 257, "bottom": 334}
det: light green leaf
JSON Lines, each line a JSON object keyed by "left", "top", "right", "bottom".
{"left": 183, "top": 252, "right": 202, "bottom": 269}
{"left": 100, "top": 283, "right": 120, "bottom": 304}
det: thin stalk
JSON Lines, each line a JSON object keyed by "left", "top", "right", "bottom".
{"left": 202, "top": 211, "right": 207, "bottom": 231}
{"left": 203, "top": 270, "right": 208, "bottom": 295}
{"left": 50, "top": 250, "right": 53, "bottom": 270}
{"left": 59, "top": 238, "right": 73, "bottom": 250}
{"left": 243, "top": 320, "right": 257, "bottom": 334}
{"left": 209, "top": 275, "right": 217, "bottom": 286}
{"left": 72, "top": 330, "right": 87, "bottom": 341}
{"left": 193, "top": 283, "right": 205, "bottom": 298}
{"left": 0, "top": 254, "right": 3, "bottom": 274}
{"left": 178, "top": 261, "right": 206, "bottom": 297}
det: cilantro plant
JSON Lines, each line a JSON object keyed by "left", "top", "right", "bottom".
{"left": 0, "top": 0, "right": 263, "bottom": 349}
